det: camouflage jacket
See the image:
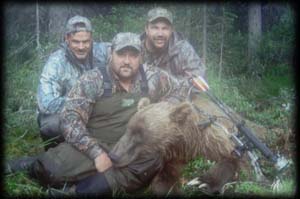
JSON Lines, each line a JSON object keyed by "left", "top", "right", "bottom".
{"left": 37, "top": 42, "right": 109, "bottom": 114}
{"left": 141, "top": 31, "right": 206, "bottom": 82}
{"left": 61, "top": 64, "right": 188, "bottom": 160}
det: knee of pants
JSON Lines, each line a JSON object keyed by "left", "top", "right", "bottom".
{"left": 40, "top": 124, "right": 61, "bottom": 138}
{"left": 30, "top": 160, "right": 55, "bottom": 187}
{"left": 38, "top": 114, "right": 61, "bottom": 138}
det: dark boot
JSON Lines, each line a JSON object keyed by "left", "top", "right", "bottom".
{"left": 5, "top": 156, "right": 38, "bottom": 174}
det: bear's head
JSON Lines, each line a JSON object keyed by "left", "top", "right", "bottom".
{"left": 110, "top": 98, "right": 234, "bottom": 168}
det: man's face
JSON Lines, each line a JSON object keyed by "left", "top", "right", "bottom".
{"left": 111, "top": 47, "right": 141, "bottom": 81}
{"left": 145, "top": 19, "right": 173, "bottom": 51}
{"left": 65, "top": 31, "right": 92, "bottom": 60}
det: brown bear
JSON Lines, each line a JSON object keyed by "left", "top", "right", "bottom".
{"left": 110, "top": 98, "right": 241, "bottom": 195}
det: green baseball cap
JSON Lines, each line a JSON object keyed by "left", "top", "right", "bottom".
{"left": 147, "top": 7, "right": 173, "bottom": 24}
{"left": 112, "top": 32, "right": 141, "bottom": 52}
{"left": 65, "top": 15, "right": 92, "bottom": 35}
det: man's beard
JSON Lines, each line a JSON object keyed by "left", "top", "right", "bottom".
{"left": 118, "top": 65, "right": 135, "bottom": 80}
{"left": 149, "top": 36, "right": 168, "bottom": 53}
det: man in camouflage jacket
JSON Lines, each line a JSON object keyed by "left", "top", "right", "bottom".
{"left": 141, "top": 7, "right": 206, "bottom": 82}
{"left": 8, "top": 32, "right": 188, "bottom": 195}
{"left": 37, "top": 15, "right": 108, "bottom": 149}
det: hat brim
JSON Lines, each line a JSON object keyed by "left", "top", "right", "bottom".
{"left": 148, "top": 16, "right": 172, "bottom": 25}
{"left": 115, "top": 45, "right": 141, "bottom": 52}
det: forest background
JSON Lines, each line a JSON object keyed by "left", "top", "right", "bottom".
{"left": 3, "top": 2, "right": 297, "bottom": 197}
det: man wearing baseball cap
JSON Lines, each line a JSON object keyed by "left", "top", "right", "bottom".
{"left": 7, "top": 32, "right": 187, "bottom": 196}
{"left": 36, "top": 15, "right": 108, "bottom": 151}
{"left": 141, "top": 7, "right": 206, "bottom": 82}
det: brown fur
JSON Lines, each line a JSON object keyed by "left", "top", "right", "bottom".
{"left": 199, "top": 157, "right": 239, "bottom": 194}
{"left": 111, "top": 98, "right": 241, "bottom": 195}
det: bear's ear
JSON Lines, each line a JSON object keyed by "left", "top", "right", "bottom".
{"left": 169, "top": 102, "right": 193, "bottom": 124}
{"left": 137, "top": 97, "right": 151, "bottom": 111}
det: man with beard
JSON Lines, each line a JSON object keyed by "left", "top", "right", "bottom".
{"left": 141, "top": 7, "right": 206, "bottom": 82}
{"left": 6, "top": 32, "right": 187, "bottom": 196}
{"left": 36, "top": 15, "right": 108, "bottom": 150}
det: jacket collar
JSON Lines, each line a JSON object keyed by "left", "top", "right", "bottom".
{"left": 140, "top": 31, "right": 185, "bottom": 57}
{"left": 61, "top": 42, "right": 94, "bottom": 72}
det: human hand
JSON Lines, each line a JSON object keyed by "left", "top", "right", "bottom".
{"left": 94, "top": 152, "right": 113, "bottom": 172}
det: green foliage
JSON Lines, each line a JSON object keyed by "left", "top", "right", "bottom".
{"left": 234, "top": 181, "right": 272, "bottom": 195}
{"left": 207, "top": 64, "right": 295, "bottom": 128}
{"left": 4, "top": 49, "right": 46, "bottom": 196}
{"left": 231, "top": 178, "right": 295, "bottom": 197}
{"left": 4, "top": 173, "right": 46, "bottom": 197}
{"left": 207, "top": 6, "right": 249, "bottom": 75}
{"left": 91, "top": 5, "right": 148, "bottom": 42}
{"left": 222, "top": 31, "right": 249, "bottom": 75}
{"left": 182, "top": 156, "right": 215, "bottom": 178}
{"left": 259, "top": 6, "right": 295, "bottom": 68}
{"left": 4, "top": 110, "right": 43, "bottom": 157}
{"left": 181, "top": 156, "right": 215, "bottom": 196}
{"left": 273, "top": 179, "right": 296, "bottom": 196}
{"left": 5, "top": 57, "right": 41, "bottom": 111}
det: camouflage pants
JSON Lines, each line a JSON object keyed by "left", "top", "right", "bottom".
{"left": 31, "top": 142, "right": 161, "bottom": 193}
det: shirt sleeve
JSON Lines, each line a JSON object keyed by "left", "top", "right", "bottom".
{"left": 178, "top": 41, "right": 206, "bottom": 79}
{"left": 60, "top": 69, "right": 105, "bottom": 160}
{"left": 37, "top": 56, "right": 66, "bottom": 114}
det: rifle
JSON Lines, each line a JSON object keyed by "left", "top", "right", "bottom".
{"left": 188, "top": 74, "right": 289, "bottom": 174}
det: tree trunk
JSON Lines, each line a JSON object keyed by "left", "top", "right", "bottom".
{"left": 185, "top": 5, "right": 192, "bottom": 39}
{"left": 47, "top": 3, "right": 110, "bottom": 44}
{"left": 202, "top": 5, "right": 207, "bottom": 65}
{"left": 36, "top": 1, "right": 41, "bottom": 51}
{"left": 48, "top": 4, "right": 71, "bottom": 43}
{"left": 248, "top": 3, "right": 262, "bottom": 74}
{"left": 218, "top": 6, "right": 225, "bottom": 80}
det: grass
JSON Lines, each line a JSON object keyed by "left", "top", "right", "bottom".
{"left": 181, "top": 156, "right": 296, "bottom": 197}
{"left": 3, "top": 48, "right": 296, "bottom": 197}
{"left": 206, "top": 67, "right": 295, "bottom": 127}
{"left": 3, "top": 53, "right": 47, "bottom": 197}
{"left": 4, "top": 172, "right": 46, "bottom": 197}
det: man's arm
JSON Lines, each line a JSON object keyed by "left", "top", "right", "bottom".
{"left": 178, "top": 40, "right": 206, "bottom": 79}
{"left": 60, "top": 69, "right": 111, "bottom": 171}
{"left": 37, "top": 56, "right": 66, "bottom": 114}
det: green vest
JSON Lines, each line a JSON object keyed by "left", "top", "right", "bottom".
{"left": 86, "top": 65, "right": 148, "bottom": 150}
{"left": 86, "top": 92, "right": 142, "bottom": 150}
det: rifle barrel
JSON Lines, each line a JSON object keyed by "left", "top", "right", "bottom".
{"left": 237, "top": 123, "right": 278, "bottom": 163}
{"left": 204, "top": 90, "right": 278, "bottom": 163}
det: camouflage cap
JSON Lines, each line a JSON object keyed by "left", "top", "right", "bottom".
{"left": 147, "top": 7, "right": 173, "bottom": 24}
{"left": 112, "top": 32, "right": 141, "bottom": 52}
{"left": 65, "top": 15, "right": 92, "bottom": 35}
